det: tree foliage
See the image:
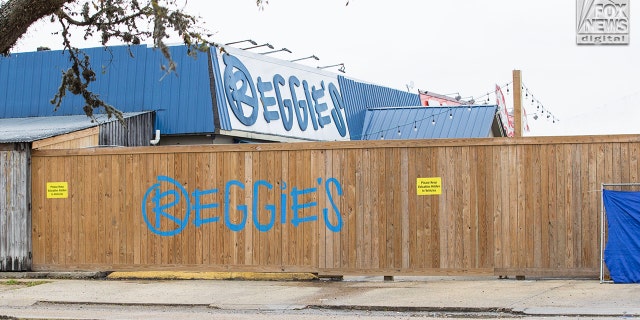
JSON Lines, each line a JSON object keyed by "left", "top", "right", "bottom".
{"left": 0, "top": 0, "right": 347, "bottom": 121}
{"left": 0, "top": 0, "right": 213, "bottom": 121}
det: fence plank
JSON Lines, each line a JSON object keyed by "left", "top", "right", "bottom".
{"left": 375, "top": 148, "right": 386, "bottom": 269}
{"left": 1, "top": 149, "right": 30, "bottom": 271}
{"left": 362, "top": 148, "right": 373, "bottom": 269}
{"left": 477, "top": 146, "right": 491, "bottom": 268}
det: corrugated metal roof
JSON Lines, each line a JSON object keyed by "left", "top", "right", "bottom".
{"left": 0, "top": 112, "right": 150, "bottom": 143}
{"left": 361, "top": 105, "right": 498, "bottom": 140}
{"left": 338, "top": 76, "right": 421, "bottom": 140}
{"left": 0, "top": 45, "right": 214, "bottom": 135}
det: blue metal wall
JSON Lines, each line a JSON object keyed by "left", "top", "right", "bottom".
{"left": 337, "top": 76, "right": 421, "bottom": 140}
{"left": 0, "top": 45, "right": 214, "bottom": 135}
{"left": 141, "top": 46, "right": 215, "bottom": 134}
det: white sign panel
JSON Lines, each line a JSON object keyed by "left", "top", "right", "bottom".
{"left": 213, "top": 47, "right": 350, "bottom": 141}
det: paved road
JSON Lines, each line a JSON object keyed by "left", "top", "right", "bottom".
{"left": 0, "top": 275, "right": 638, "bottom": 319}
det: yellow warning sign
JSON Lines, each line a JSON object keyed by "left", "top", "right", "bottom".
{"left": 47, "top": 182, "right": 69, "bottom": 199}
{"left": 417, "top": 177, "right": 442, "bottom": 195}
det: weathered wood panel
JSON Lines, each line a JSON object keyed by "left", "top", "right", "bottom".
{"left": 30, "top": 136, "right": 640, "bottom": 277}
{"left": 0, "top": 144, "right": 31, "bottom": 271}
{"left": 99, "top": 112, "right": 154, "bottom": 147}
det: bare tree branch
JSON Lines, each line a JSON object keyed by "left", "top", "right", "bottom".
{"left": 51, "top": 14, "right": 124, "bottom": 122}
{"left": 0, "top": 0, "right": 73, "bottom": 55}
{"left": 0, "top": 0, "right": 308, "bottom": 121}
{"left": 56, "top": 5, "right": 148, "bottom": 28}
{"left": 49, "top": 0, "right": 217, "bottom": 121}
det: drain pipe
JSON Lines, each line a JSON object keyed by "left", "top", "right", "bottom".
{"left": 150, "top": 129, "right": 161, "bottom": 145}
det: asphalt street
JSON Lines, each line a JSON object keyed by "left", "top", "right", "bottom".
{"left": 0, "top": 273, "right": 639, "bottom": 319}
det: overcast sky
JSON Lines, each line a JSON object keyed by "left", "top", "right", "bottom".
{"left": 13, "top": 0, "right": 639, "bottom": 136}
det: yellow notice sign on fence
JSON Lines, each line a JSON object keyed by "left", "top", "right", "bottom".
{"left": 416, "top": 177, "right": 442, "bottom": 195}
{"left": 47, "top": 182, "right": 69, "bottom": 199}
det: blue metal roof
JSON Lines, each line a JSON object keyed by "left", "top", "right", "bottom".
{"left": 0, "top": 45, "right": 214, "bottom": 135}
{"left": 338, "top": 76, "right": 421, "bottom": 140}
{"left": 361, "top": 105, "right": 499, "bottom": 140}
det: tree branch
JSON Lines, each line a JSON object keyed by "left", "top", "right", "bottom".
{"left": 56, "top": 5, "right": 148, "bottom": 27}
{"left": 0, "top": 0, "right": 73, "bottom": 55}
{"left": 1, "top": 0, "right": 219, "bottom": 122}
{"left": 51, "top": 15, "right": 124, "bottom": 122}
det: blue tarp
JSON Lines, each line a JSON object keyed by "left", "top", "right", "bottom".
{"left": 603, "top": 189, "right": 640, "bottom": 283}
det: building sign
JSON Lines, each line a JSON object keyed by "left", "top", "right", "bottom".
{"left": 495, "top": 85, "right": 514, "bottom": 137}
{"left": 211, "top": 47, "right": 350, "bottom": 141}
{"left": 142, "top": 175, "right": 345, "bottom": 236}
{"left": 46, "top": 182, "right": 68, "bottom": 199}
{"left": 417, "top": 177, "right": 442, "bottom": 195}
{"left": 496, "top": 84, "right": 529, "bottom": 137}
{"left": 577, "top": 0, "right": 629, "bottom": 45}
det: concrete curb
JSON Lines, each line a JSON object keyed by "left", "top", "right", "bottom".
{"left": 309, "top": 305, "right": 517, "bottom": 314}
{"left": 0, "top": 272, "right": 108, "bottom": 280}
{"left": 310, "top": 305, "right": 640, "bottom": 317}
{"left": 107, "top": 271, "right": 318, "bottom": 281}
{"left": 1, "top": 271, "right": 319, "bottom": 281}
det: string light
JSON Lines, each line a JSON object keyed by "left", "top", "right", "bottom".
{"left": 466, "top": 81, "right": 560, "bottom": 130}
{"left": 357, "top": 81, "right": 558, "bottom": 140}
{"left": 359, "top": 106, "right": 463, "bottom": 140}
{"left": 469, "top": 82, "right": 511, "bottom": 105}
{"left": 521, "top": 82, "right": 559, "bottom": 124}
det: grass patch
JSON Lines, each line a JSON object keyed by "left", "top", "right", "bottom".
{"left": 0, "top": 279, "right": 49, "bottom": 287}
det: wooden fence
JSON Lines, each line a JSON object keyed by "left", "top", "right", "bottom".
{"left": 29, "top": 135, "right": 640, "bottom": 277}
{"left": 1, "top": 144, "right": 31, "bottom": 271}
